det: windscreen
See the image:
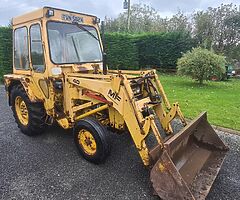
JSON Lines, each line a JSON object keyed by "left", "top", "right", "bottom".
{"left": 47, "top": 22, "right": 102, "bottom": 64}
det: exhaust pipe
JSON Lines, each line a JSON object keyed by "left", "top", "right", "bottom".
{"left": 101, "top": 21, "right": 107, "bottom": 75}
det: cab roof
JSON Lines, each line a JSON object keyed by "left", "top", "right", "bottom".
{"left": 12, "top": 6, "right": 97, "bottom": 26}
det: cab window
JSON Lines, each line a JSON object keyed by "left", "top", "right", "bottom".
{"left": 14, "top": 27, "right": 29, "bottom": 70}
{"left": 30, "top": 24, "right": 45, "bottom": 72}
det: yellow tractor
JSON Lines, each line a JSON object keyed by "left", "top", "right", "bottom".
{"left": 4, "top": 7, "right": 228, "bottom": 199}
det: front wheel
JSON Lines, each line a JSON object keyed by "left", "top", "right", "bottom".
{"left": 74, "top": 117, "right": 110, "bottom": 164}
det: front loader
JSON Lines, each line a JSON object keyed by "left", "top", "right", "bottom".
{"left": 4, "top": 7, "right": 228, "bottom": 199}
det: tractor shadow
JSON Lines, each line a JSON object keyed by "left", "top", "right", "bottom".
{"left": 36, "top": 123, "right": 158, "bottom": 199}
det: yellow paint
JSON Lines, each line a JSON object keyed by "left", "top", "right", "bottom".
{"left": 108, "top": 107, "right": 125, "bottom": 130}
{"left": 75, "top": 105, "right": 108, "bottom": 121}
{"left": 57, "top": 118, "right": 70, "bottom": 129}
{"left": 78, "top": 129, "right": 97, "bottom": 155}
{"left": 158, "top": 163, "right": 165, "bottom": 172}
{"left": 4, "top": 7, "right": 190, "bottom": 167}
{"left": 15, "top": 96, "right": 29, "bottom": 126}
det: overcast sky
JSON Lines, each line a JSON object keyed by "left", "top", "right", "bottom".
{"left": 0, "top": 0, "right": 239, "bottom": 26}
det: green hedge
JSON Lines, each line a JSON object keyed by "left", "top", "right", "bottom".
{"left": 105, "top": 33, "right": 139, "bottom": 70}
{"left": 105, "top": 32, "right": 195, "bottom": 70}
{"left": 137, "top": 32, "right": 194, "bottom": 69}
{"left": 0, "top": 27, "right": 12, "bottom": 81}
{"left": 0, "top": 27, "right": 194, "bottom": 81}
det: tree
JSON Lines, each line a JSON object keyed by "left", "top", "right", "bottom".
{"left": 105, "top": 4, "right": 163, "bottom": 33}
{"left": 177, "top": 47, "right": 226, "bottom": 84}
{"left": 209, "top": 4, "right": 240, "bottom": 53}
{"left": 167, "top": 11, "right": 191, "bottom": 33}
{"left": 193, "top": 11, "right": 214, "bottom": 49}
{"left": 104, "top": 4, "right": 191, "bottom": 33}
{"left": 193, "top": 4, "right": 240, "bottom": 57}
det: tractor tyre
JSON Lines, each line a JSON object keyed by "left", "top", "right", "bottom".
{"left": 74, "top": 117, "right": 110, "bottom": 164}
{"left": 10, "top": 85, "right": 47, "bottom": 136}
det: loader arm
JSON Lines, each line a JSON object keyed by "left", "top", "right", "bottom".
{"left": 63, "top": 70, "right": 188, "bottom": 166}
{"left": 63, "top": 69, "right": 228, "bottom": 200}
{"left": 65, "top": 71, "right": 164, "bottom": 165}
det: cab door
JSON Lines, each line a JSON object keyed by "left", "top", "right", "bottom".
{"left": 29, "top": 23, "right": 50, "bottom": 100}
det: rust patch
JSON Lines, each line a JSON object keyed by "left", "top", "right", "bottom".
{"left": 150, "top": 112, "right": 228, "bottom": 200}
{"left": 158, "top": 162, "right": 165, "bottom": 172}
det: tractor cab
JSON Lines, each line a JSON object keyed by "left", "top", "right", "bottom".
{"left": 12, "top": 7, "right": 103, "bottom": 77}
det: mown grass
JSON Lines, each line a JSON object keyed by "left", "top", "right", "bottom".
{"left": 159, "top": 74, "right": 240, "bottom": 131}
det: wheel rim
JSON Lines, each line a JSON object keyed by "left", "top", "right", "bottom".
{"left": 15, "top": 96, "right": 29, "bottom": 126}
{"left": 78, "top": 129, "right": 97, "bottom": 155}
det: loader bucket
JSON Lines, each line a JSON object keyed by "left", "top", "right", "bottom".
{"left": 150, "top": 112, "right": 228, "bottom": 200}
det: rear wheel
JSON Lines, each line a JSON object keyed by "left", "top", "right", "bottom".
{"left": 74, "top": 117, "right": 110, "bottom": 164}
{"left": 11, "top": 85, "right": 47, "bottom": 136}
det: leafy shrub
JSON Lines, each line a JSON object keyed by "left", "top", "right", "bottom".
{"left": 177, "top": 47, "right": 226, "bottom": 84}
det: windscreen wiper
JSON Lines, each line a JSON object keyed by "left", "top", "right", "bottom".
{"left": 73, "top": 22, "right": 99, "bottom": 41}
{"left": 71, "top": 36, "right": 81, "bottom": 61}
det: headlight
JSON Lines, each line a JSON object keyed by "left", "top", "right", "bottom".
{"left": 46, "top": 9, "right": 54, "bottom": 18}
{"left": 132, "top": 85, "right": 141, "bottom": 95}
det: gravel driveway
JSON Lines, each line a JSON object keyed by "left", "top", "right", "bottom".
{"left": 0, "top": 85, "right": 239, "bottom": 200}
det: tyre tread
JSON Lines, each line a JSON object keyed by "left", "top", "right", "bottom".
{"left": 10, "top": 84, "right": 46, "bottom": 136}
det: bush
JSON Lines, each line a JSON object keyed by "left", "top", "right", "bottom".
{"left": 0, "top": 27, "right": 12, "bottom": 82}
{"left": 177, "top": 47, "right": 226, "bottom": 84}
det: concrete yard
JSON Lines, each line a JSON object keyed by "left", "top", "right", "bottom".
{"left": 0, "top": 85, "right": 239, "bottom": 200}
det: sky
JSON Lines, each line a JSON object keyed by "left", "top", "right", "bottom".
{"left": 0, "top": 0, "right": 239, "bottom": 26}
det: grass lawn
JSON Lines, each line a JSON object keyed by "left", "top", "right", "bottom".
{"left": 159, "top": 74, "right": 240, "bottom": 131}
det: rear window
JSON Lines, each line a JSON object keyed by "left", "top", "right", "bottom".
{"left": 14, "top": 27, "right": 29, "bottom": 70}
